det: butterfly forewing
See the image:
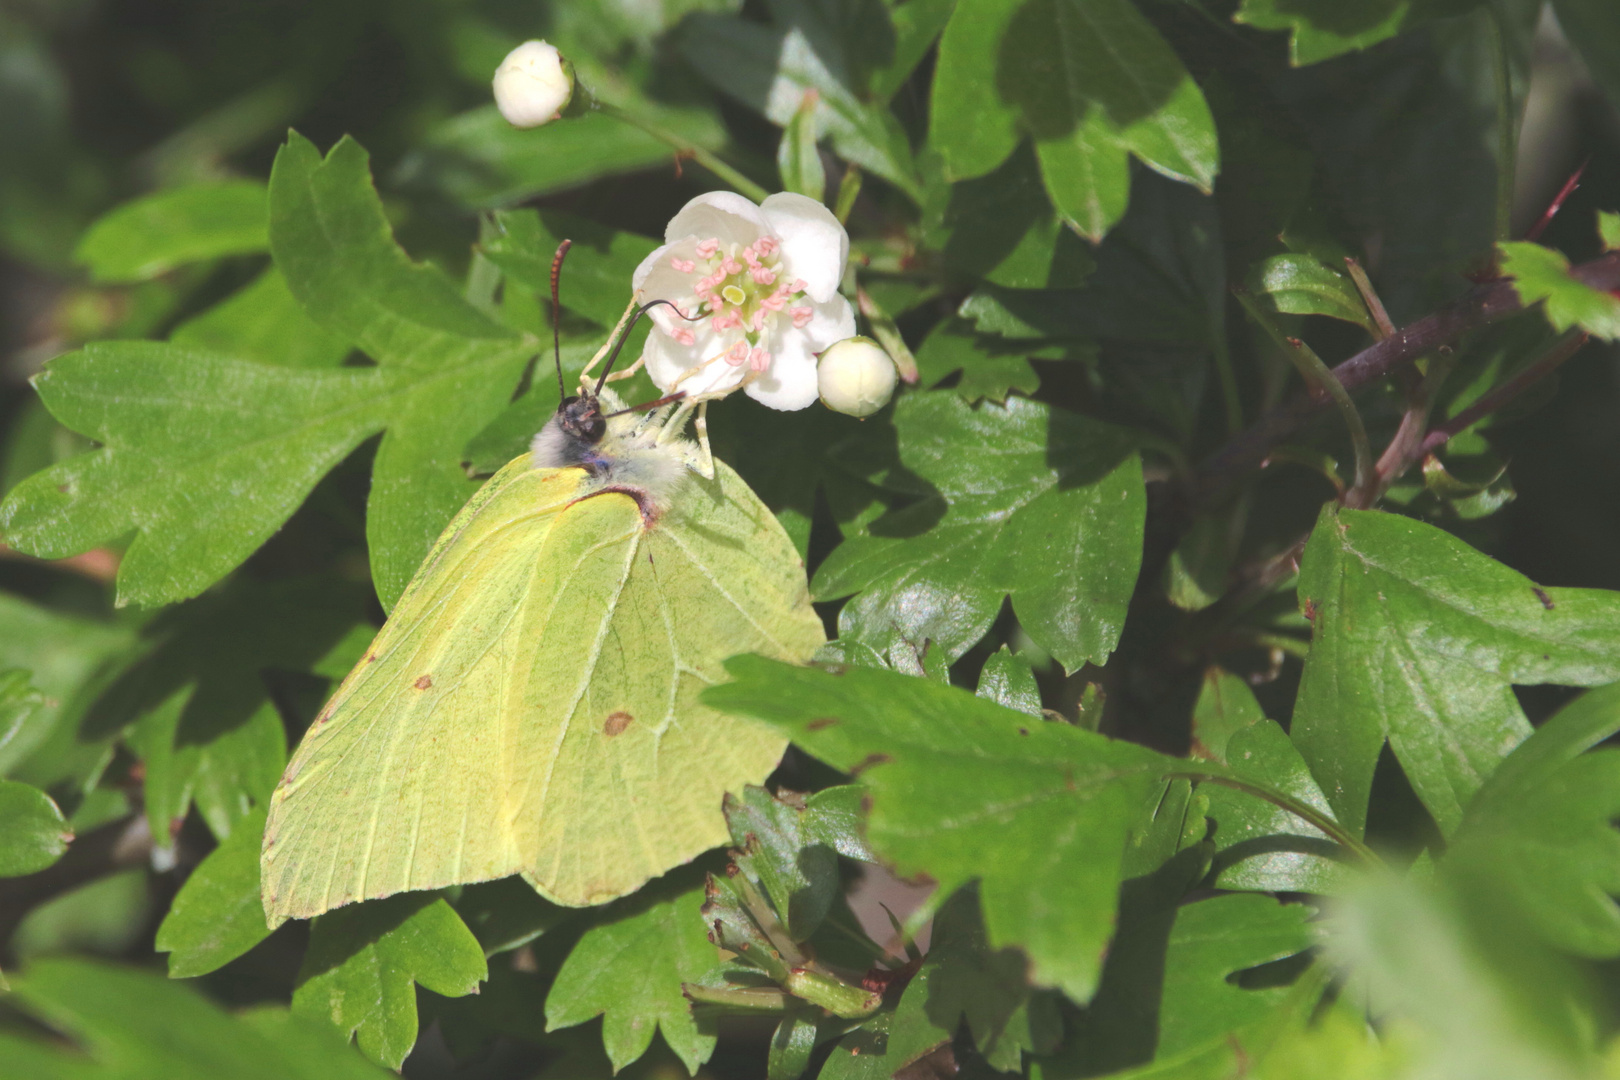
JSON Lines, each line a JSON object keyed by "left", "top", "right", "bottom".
{"left": 261, "top": 456, "right": 823, "bottom": 921}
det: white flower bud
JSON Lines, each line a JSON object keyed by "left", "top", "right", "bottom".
{"left": 817, "top": 336, "right": 897, "bottom": 417}
{"left": 493, "top": 41, "right": 574, "bottom": 129}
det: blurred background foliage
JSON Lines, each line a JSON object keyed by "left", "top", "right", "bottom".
{"left": 4, "top": 0, "right": 1620, "bottom": 1077}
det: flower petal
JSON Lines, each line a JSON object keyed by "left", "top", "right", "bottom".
{"left": 761, "top": 193, "right": 848, "bottom": 303}
{"left": 642, "top": 323, "right": 747, "bottom": 399}
{"left": 797, "top": 292, "right": 857, "bottom": 349}
{"left": 665, "top": 192, "right": 771, "bottom": 248}
{"left": 746, "top": 326, "right": 821, "bottom": 411}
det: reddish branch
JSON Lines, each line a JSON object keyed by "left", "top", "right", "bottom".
{"left": 1188, "top": 251, "right": 1620, "bottom": 513}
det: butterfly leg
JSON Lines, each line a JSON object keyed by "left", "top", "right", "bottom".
{"left": 693, "top": 401, "right": 715, "bottom": 479}
{"left": 579, "top": 297, "right": 641, "bottom": 390}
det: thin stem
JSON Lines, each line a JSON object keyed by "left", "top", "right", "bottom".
{"left": 1190, "top": 251, "right": 1620, "bottom": 513}
{"left": 598, "top": 102, "right": 770, "bottom": 203}
{"left": 1344, "top": 257, "right": 1395, "bottom": 339}
{"left": 1349, "top": 351, "right": 1456, "bottom": 508}
{"left": 1212, "top": 332, "right": 1243, "bottom": 436}
{"left": 1487, "top": 7, "right": 1518, "bottom": 243}
{"left": 1237, "top": 291, "right": 1375, "bottom": 499}
{"left": 855, "top": 285, "right": 920, "bottom": 384}
{"left": 1420, "top": 329, "right": 1589, "bottom": 455}
{"left": 833, "top": 165, "right": 863, "bottom": 225}
{"left": 1168, "top": 769, "right": 1384, "bottom": 869}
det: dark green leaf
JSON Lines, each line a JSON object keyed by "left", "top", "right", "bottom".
{"left": 545, "top": 878, "right": 718, "bottom": 1074}
{"left": 680, "top": 13, "right": 921, "bottom": 198}
{"left": 1245, "top": 253, "right": 1376, "bottom": 332}
{"left": 1445, "top": 681, "right": 1620, "bottom": 957}
{"left": 1294, "top": 506, "right": 1620, "bottom": 835}
{"left": 814, "top": 393, "right": 1145, "bottom": 674}
{"left": 817, "top": 1003, "right": 954, "bottom": 1080}
{"left": 724, "top": 785, "right": 840, "bottom": 942}
{"left": 1, "top": 135, "right": 531, "bottom": 610}
{"left": 0, "top": 779, "right": 71, "bottom": 876}
{"left": 707, "top": 657, "right": 1175, "bottom": 1003}
{"left": 7, "top": 958, "right": 390, "bottom": 1080}
{"left": 155, "top": 806, "right": 272, "bottom": 977}
{"left": 402, "top": 106, "right": 726, "bottom": 210}
{"left": 454, "top": 877, "right": 572, "bottom": 957}
{"left": 1500, "top": 241, "right": 1620, "bottom": 340}
{"left": 481, "top": 209, "right": 658, "bottom": 330}
{"left": 917, "top": 888, "right": 1062, "bottom": 1071}
{"left": 0, "top": 667, "right": 44, "bottom": 760}
{"left": 75, "top": 181, "right": 268, "bottom": 283}
{"left": 801, "top": 783, "right": 876, "bottom": 863}
{"left": 1554, "top": 0, "right": 1620, "bottom": 116}
{"left": 931, "top": 0, "right": 1219, "bottom": 238}
{"left": 1233, "top": 0, "right": 1414, "bottom": 66}
{"left": 0, "top": 594, "right": 138, "bottom": 791}
{"left": 169, "top": 268, "right": 352, "bottom": 368}
{"left": 294, "top": 894, "right": 487, "bottom": 1070}
{"left": 913, "top": 319, "right": 1042, "bottom": 404}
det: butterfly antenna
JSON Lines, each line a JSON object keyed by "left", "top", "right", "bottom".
{"left": 593, "top": 299, "right": 701, "bottom": 396}
{"left": 550, "top": 239, "right": 572, "bottom": 400}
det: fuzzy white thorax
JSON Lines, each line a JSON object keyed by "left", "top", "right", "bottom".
{"left": 530, "top": 387, "right": 699, "bottom": 515}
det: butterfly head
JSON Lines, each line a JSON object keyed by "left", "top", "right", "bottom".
{"left": 555, "top": 394, "right": 606, "bottom": 446}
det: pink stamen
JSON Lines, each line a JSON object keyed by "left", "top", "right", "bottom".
{"left": 694, "top": 278, "right": 713, "bottom": 298}
{"left": 720, "top": 257, "right": 743, "bottom": 276}
{"left": 712, "top": 311, "right": 742, "bottom": 332}
{"left": 790, "top": 306, "right": 814, "bottom": 329}
{"left": 725, "top": 340, "right": 750, "bottom": 366}
{"left": 754, "top": 236, "right": 778, "bottom": 257}
{"left": 741, "top": 245, "right": 761, "bottom": 267}
{"left": 751, "top": 309, "right": 766, "bottom": 332}
{"left": 749, "top": 348, "right": 771, "bottom": 372}
{"left": 791, "top": 278, "right": 808, "bottom": 294}
{"left": 673, "top": 326, "right": 696, "bottom": 346}
{"left": 750, "top": 266, "right": 777, "bottom": 285}
{"left": 695, "top": 238, "right": 719, "bottom": 258}
{"left": 670, "top": 257, "right": 696, "bottom": 273}
{"left": 760, "top": 286, "right": 789, "bottom": 312}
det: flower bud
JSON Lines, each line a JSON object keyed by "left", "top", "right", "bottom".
{"left": 817, "top": 336, "right": 897, "bottom": 417}
{"left": 493, "top": 41, "right": 574, "bottom": 129}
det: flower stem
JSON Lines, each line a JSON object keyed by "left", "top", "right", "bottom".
{"left": 598, "top": 102, "right": 770, "bottom": 203}
{"left": 1487, "top": 7, "right": 1519, "bottom": 243}
{"left": 1168, "top": 768, "right": 1384, "bottom": 870}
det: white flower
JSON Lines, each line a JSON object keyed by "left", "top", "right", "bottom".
{"left": 632, "top": 192, "right": 856, "bottom": 411}
{"left": 493, "top": 41, "right": 573, "bottom": 128}
{"left": 817, "top": 336, "right": 897, "bottom": 417}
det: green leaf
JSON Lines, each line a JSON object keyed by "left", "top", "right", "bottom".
{"left": 0, "top": 779, "right": 71, "bottom": 876}
{"left": 725, "top": 786, "right": 840, "bottom": 942}
{"left": 1, "top": 135, "right": 531, "bottom": 610}
{"left": 453, "top": 877, "right": 572, "bottom": 957}
{"left": 1191, "top": 669, "right": 1348, "bottom": 894}
{"left": 814, "top": 393, "right": 1145, "bottom": 674}
{"left": 931, "top": 0, "right": 1219, "bottom": 238}
{"left": 935, "top": 144, "right": 1099, "bottom": 290}
{"left": 913, "top": 318, "right": 1043, "bottom": 404}
{"left": 155, "top": 806, "right": 271, "bottom": 977}
{"left": 94, "top": 577, "right": 367, "bottom": 841}
{"left": 75, "top": 180, "right": 268, "bottom": 283}
{"left": 1445, "top": 681, "right": 1620, "bottom": 957}
{"left": 545, "top": 878, "right": 719, "bottom": 1074}
{"left": 1294, "top": 506, "right": 1620, "bottom": 835}
{"left": 778, "top": 90, "right": 827, "bottom": 203}
{"left": 1155, "top": 895, "right": 1317, "bottom": 1057}
{"left": 976, "top": 646, "right": 1043, "bottom": 717}
{"left": 916, "top": 888, "right": 1062, "bottom": 1071}
{"left": 170, "top": 267, "right": 352, "bottom": 368}
{"left": 1499, "top": 240, "right": 1620, "bottom": 340}
{"left": 6, "top": 958, "right": 391, "bottom": 1080}
{"left": 403, "top": 105, "right": 726, "bottom": 210}
{"left": 0, "top": 594, "right": 138, "bottom": 791}
{"left": 680, "top": 14, "right": 921, "bottom": 199}
{"left": 1602, "top": 210, "right": 1620, "bottom": 252}
{"left": 707, "top": 657, "right": 1175, "bottom": 1003}
{"left": 1234, "top": 0, "right": 1413, "bottom": 66}
{"left": 293, "top": 895, "right": 487, "bottom": 1070}
{"left": 1245, "top": 253, "right": 1376, "bottom": 332}
{"left": 481, "top": 209, "right": 658, "bottom": 330}
{"left": 0, "top": 667, "right": 44, "bottom": 759}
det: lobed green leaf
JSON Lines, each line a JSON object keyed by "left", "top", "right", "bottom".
{"left": 75, "top": 180, "right": 268, "bottom": 283}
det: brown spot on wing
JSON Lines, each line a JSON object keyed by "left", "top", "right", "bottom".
{"left": 414, "top": 675, "right": 433, "bottom": 690}
{"left": 603, "top": 711, "right": 634, "bottom": 736}
{"left": 806, "top": 717, "right": 839, "bottom": 731}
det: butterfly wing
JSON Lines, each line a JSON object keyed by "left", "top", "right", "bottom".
{"left": 262, "top": 455, "right": 823, "bottom": 921}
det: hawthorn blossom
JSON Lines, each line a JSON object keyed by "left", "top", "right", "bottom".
{"left": 817, "top": 336, "right": 897, "bottom": 417}
{"left": 493, "top": 41, "right": 573, "bottom": 128}
{"left": 632, "top": 192, "right": 856, "bottom": 411}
